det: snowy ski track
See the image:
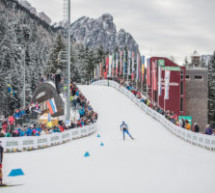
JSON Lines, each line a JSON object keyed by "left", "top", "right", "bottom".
{"left": 2, "top": 85, "right": 215, "bottom": 193}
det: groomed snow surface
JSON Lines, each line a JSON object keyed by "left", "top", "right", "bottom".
{"left": 2, "top": 85, "right": 215, "bottom": 193}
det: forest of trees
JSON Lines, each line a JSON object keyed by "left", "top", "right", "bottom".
{"left": 0, "top": 0, "right": 55, "bottom": 114}
{"left": 0, "top": 0, "right": 105, "bottom": 114}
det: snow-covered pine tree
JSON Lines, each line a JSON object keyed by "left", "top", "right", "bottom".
{"left": 208, "top": 51, "right": 215, "bottom": 127}
{"left": 48, "top": 34, "right": 65, "bottom": 73}
{"left": 184, "top": 56, "right": 190, "bottom": 67}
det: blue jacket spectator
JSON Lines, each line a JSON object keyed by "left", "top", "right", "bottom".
{"left": 79, "top": 108, "right": 85, "bottom": 117}
{"left": 26, "top": 128, "right": 33, "bottom": 136}
{"left": 205, "top": 125, "right": 213, "bottom": 135}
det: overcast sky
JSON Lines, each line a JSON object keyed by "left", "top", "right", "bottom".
{"left": 28, "top": 0, "right": 215, "bottom": 65}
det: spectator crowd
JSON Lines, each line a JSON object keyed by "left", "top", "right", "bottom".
{"left": 92, "top": 77, "right": 214, "bottom": 136}
{"left": 0, "top": 82, "right": 97, "bottom": 138}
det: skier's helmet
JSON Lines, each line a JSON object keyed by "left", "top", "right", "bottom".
{"left": 122, "top": 121, "right": 125, "bottom": 124}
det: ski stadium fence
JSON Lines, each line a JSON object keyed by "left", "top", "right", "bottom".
{"left": 91, "top": 79, "right": 215, "bottom": 151}
{"left": 1, "top": 123, "right": 97, "bottom": 153}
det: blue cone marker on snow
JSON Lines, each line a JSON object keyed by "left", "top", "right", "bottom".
{"left": 84, "top": 152, "right": 90, "bottom": 157}
{"left": 8, "top": 169, "right": 24, "bottom": 177}
{"left": 100, "top": 142, "right": 104, "bottom": 146}
{"left": 97, "top": 134, "right": 101, "bottom": 138}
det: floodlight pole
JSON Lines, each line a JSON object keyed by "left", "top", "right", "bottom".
{"left": 66, "top": 0, "right": 71, "bottom": 121}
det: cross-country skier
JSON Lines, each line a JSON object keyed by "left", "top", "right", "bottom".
{"left": 120, "top": 121, "right": 134, "bottom": 140}
{"left": 0, "top": 141, "right": 3, "bottom": 185}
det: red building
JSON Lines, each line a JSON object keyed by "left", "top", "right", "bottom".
{"left": 147, "top": 57, "right": 186, "bottom": 116}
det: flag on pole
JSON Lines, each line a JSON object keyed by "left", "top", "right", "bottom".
{"left": 109, "top": 55, "right": 112, "bottom": 77}
{"left": 116, "top": 52, "right": 119, "bottom": 77}
{"left": 136, "top": 53, "right": 139, "bottom": 81}
{"left": 46, "top": 98, "right": 57, "bottom": 115}
{"left": 147, "top": 58, "right": 151, "bottom": 86}
{"left": 164, "top": 71, "right": 170, "bottom": 99}
{"left": 105, "top": 56, "right": 109, "bottom": 79}
{"left": 152, "top": 61, "right": 157, "bottom": 91}
{"left": 158, "top": 64, "right": 162, "bottom": 96}
{"left": 100, "top": 62, "right": 102, "bottom": 78}
{"left": 141, "top": 56, "right": 145, "bottom": 83}
{"left": 131, "top": 52, "right": 135, "bottom": 81}
{"left": 123, "top": 51, "right": 127, "bottom": 76}
{"left": 112, "top": 53, "right": 115, "bottom": 77}
{"left": 127, "top": 51, "right": 131, "bottom": 75}
{"left": 120, "top": 51, "right": 123, "bottom": 75}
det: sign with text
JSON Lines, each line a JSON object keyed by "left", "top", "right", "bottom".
{"left": 162, "top": 66, "right": 180, "bottom": 71}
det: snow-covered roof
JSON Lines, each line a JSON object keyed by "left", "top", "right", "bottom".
{"left": 192, "top": 50, "right": 200, "bottom": 57}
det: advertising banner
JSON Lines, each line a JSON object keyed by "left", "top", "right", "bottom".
{"left": 164, "top": 71, "right": 170, "bottom": 99}
{"left": 179, "top": 116, "right": 192, "bottom": 125}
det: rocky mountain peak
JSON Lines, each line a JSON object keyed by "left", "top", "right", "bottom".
{"left": 17, "top": 0, "right": 51, "bottom": 24}
{"left": 69, "top": 13, "right": 139, "bottom": 52}
{"left": 18, "top": 0, "right": 37, "bottom": 15}
{"left": 38, "top": 12, "right": 52, "bottom": 25}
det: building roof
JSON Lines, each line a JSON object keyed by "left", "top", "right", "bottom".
{"left": 192, "top": 50, "right": 200, "bottom": 57}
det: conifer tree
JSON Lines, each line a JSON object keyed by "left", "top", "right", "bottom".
{"left": 208, "top": 51, "right": 215, "bottom": 127}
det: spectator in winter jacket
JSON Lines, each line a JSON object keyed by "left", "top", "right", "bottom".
{"left": 205, "top": 124, "right": 213, "bottom": 135}
{"left": 185, "top": 120, "right": 191, "bottom": 130}
{"left": 26, "top": 127, "right": 33, "bottom": 136}
{"left": 193, "top": 123, "right": 200, "bottom": 133}
{"left": 180, "top": 118, "right": 185, "bottom": 128}
{"left": 79, "top": 108, "right": 85, "bottom": 118}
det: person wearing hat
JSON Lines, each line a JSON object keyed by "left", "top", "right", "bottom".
{"left": 193, "top": 123, "right": 200, "bottom": 133}
{"left": 0, "top": 141, "right": 3, "bottom": 185}
{"left": 205, "top": 124, "right": 213, "bottom": 135}
{"left": 120, "top": 121, "right": 134, "bottom": 140}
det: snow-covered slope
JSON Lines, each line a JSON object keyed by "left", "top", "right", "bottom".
{"left": 2, "top": 85, "right": 215, "bottom": 193}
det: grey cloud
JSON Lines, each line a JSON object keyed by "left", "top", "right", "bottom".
{"left": 28, "top": 0, "right": 215, "bottom": 64}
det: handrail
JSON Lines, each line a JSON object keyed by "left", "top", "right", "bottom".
{"left": 91, "top": 79, "right": 215, "bottom": 151}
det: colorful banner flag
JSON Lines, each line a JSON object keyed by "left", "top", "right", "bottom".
{"left": 131, "top": 52, "right": 135, "bottom": 81}
{"left": 127, "top": 51, "right": 131, "bottom": 75}
{"left": 120, "top": 51, "right": 123, "bottom": 75}
{"left": 100, "top": 62, "right": 102, "bottom": 78}
{"left": 112, "top": 53, "right": 115, "bottom": 77}
{"left": 46, "top": 98, "right": 57, "bottom": 115}
{"left": 152, "top": 61, "right": 157, "bottom": 91}
{"left": 164, "top": 70, "right": 171, "bottom": 99}
{"left": 141, "top": 56, "right": 145, "bottom": 83}
{"left": 147, "top": 58, "right": 151, "bottom": 86}
{"left": 105, "top": 56, "right": 109, "bottom": 79}
{"left": 123, "top": 51, "right": 127, "bottom": 76}
{"left": 108, "top": 55, "right": 112, "bottom": 77}
{"left": 158, "top": 64, "right": 162, "bottom": 96}
{"left": 116, "top": 52, "right": 119, "bottom": 77}
{"left": 136, "top": 53, "right": 139, "bottom": 81}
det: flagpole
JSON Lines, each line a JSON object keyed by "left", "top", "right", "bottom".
{"left": 23, "top": 48, "right": 26, "bottom": 108}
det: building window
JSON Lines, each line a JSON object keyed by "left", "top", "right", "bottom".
{"left": 180, "top": 98, "right": 183, "bottom": 112}
{"left": 185, "top": 75, "right": 190, "bottom": 80}
{"left": 194, "top": 75, "right": 203, "bottom": 80}
{"left": 154, "top": 91, "right": 157, "bottom": 102}
{"left": 180, "top": 82, "right": 184, "bottom": 95}
{"left": 181, "top": 69, "right": 184, "bottom": 79}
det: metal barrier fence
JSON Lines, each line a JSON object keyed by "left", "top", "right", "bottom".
{"left": 1, "top": 123, "right": 97, "bottom": 152}
{"left": 92, "top": 79, "right": 215, "bottom": 151}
